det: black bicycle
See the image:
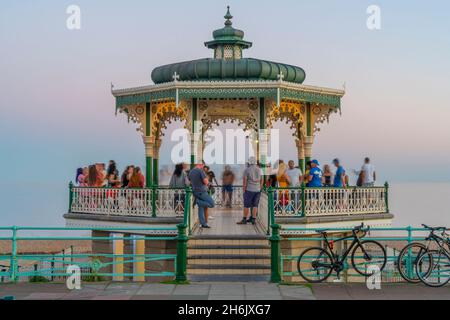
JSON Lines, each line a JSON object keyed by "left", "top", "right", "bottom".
{"left": 397, "top": 224, "right": 447, "bottom": 283}
{"left": 416, "top": 227, "right": 450, "bottom": 287}
{"left": 297, "top": 223, "right": 387, "bottom": 283}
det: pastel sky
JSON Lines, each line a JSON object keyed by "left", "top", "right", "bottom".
{"left": 1, "top": 0, "right": 450, "bottom": 187}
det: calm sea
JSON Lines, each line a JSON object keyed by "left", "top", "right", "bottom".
{"left": 0, "top": 182, "right": 449, "bottom": 233}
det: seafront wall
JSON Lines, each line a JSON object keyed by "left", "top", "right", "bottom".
{"left": 91, "top": 231, "right": 176, "bottom": 283}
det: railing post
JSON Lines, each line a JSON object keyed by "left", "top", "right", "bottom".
{"left": 406, "top": 226, "right": 413, "bottom": 279}
{"left": 270, "top": 224, "right": 281, "bottom": 283}
{"left": 268, "top": 187, "right": 274, "bottom": 226}
{"left": 301, "top": 183, "right": 306, "bottom": 217}
{"left": 10, "top": 226, "right": 18, "bottom": 282}
{"left": 68, "top": 182, "right": 74, "bottom": 213}
{"left": 151, "top": 185, "right": 157, "bottom": 217}
{"left": 384, "top": 182, "right": 389, "bottom": 213}
{"left": 175, "top": 224, "right": 188, "bottom": 282}
{"left": 184, "top": 187, "right": 192, "bottom": 235}
{"left": 51, "top": 254, "right": 55, "bottom": 281}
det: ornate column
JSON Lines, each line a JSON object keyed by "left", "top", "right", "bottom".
{"left": 190, "top": 98, "right": 203, "bottom": 167}
{"left": 190, "top": 98, "right": 198, "bottom": 168}
{"left": 304, "top": 102, "right": 314, "bottom": 165}
{"left": 144, "top": 102, "right": 153, "bottom": 187}
{"left": 144, "top": 136, "right": 154, "bottom": 187}
{"left": 153, "top": 139, "right": 162, "bottom": 186}
{"left": 258, "top": 97, "right": 266, "bottom": 167}
{"left": 296, "top": 139, "right": 305, "bottom": 173}
{"left": 303, "top": 136, "right": 314, "bottom": 165}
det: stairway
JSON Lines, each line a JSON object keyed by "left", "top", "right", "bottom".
{"left": 187, "top": 236, "right": 271, "bottom": 282}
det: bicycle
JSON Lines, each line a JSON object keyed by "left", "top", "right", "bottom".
{"left": 416, "top": 227, "right": 450, "bottom": 287}
{"left": 297, "top": 223, "right": 387, "bottom": 283}
{"left": 397, "top": 224, "right": 447, "bottom": 283}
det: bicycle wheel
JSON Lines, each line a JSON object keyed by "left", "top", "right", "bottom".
{"left": 297, "top": 247, "right": 333, "bottom": 283}
{"left": 417, "top": 250, "right": 450, "bottom": 287}
{"left": 351, "top": 240, "right": 387, "bottom": 276}
{"left": 397, "top": 242, "right": 431, "bottom": 283}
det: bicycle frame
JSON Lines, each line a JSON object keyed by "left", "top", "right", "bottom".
{"left": 321, "top": 229, "right": 367, "bottom": 268}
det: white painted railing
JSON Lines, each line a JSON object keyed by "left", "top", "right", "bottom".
{"left": 154, "top": 188, "right": 186, "bottom": 217}
{"left": 257, "top": 192, "right": 270, "bottom": 235}
{"left": 70, "top": 187, "right": 185, "bottom": 217}
{"left": 210, "top": 185, "right": 243, "bottom": 208}
{"left": 273, "top": 188, "right": 303, "bottom": 217}
{"left": 304, "top": 187, "right": 387, "bottom": 216}
{"left": 186, "top": 192, "right": 197, "bottom": 234}
{"left": 70, "top": 185, "right": 388, "bottom": 220}
{"left": 272, "top": 186, "right": 387, "bottom": 217}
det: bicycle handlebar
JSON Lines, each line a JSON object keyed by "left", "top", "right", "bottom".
{"left": 421, "top": 224, "right": 447, "bottom": 231}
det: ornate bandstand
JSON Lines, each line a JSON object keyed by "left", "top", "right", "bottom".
{"left": 63, "top": 7, "right": 393, "bottom": 282}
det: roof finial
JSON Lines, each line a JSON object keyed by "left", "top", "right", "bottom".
{"left": 224, "top": 6, "right": 233, "bottom": 26}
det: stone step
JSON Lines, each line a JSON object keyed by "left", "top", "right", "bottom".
{"left": 188, "top": 244, "right": 270, "bottom": 250}
{"left": 188, "top": 274, "right": 270, "bottom": 282}
{"left": 188, "top": 263, "right": 271, "bottom": 275}
{"left": 188, "top": 254, "right": 269, "bottom": 260}
{"left": 188, "top": 248, "right": 270, "bottom": 255}
{"left": 188, "top": 264, "right": 271, "bottom": 270}
{"left": 190, "top": 259, "right": 271, "bottom": 266}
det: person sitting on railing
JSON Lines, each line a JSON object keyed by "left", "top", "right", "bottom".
{"left": 188, "top": 163, "right": 215, "bottom": 228}
{"left": 221, "top": 165, "right": 235, "bottom": 208}
{"left": 237, "top": 157, "right": 263, "bottom": 225}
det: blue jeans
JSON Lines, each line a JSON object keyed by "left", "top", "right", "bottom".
{"left": 193, "top": 191, "right": 215, "bottom": 226}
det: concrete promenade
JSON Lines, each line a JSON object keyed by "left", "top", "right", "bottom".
{"left": 1, "top": 282, "right": 449, "bottom": 300}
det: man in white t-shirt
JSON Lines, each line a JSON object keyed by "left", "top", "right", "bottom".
{"left": 361, "top": 157, "right": 376, "bottom": 187}
{"left": 286, "top": 160, "right": 303, "bottom": 187}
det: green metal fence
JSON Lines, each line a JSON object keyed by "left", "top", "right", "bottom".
{"left": 0, "top": 226, "right": 188, "bottom": 283}
{"left": 272, "top": 225, "right": 449, "bottom": 283}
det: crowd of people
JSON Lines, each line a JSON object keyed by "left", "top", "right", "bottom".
{"left": 265, "top": 157, "right": 376, "bottom": 189}
{"left": 74, "top": 157, "right": 376, "bottom": 229}
{"left": 75, "top": 161, "right": 146, "bottom": 188}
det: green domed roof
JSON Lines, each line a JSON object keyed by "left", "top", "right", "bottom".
{"left": 151, "top": 58, "right": 306, "bottom": 84}
{"left": 150, "top": 7, "right": 306, "bottom": 84}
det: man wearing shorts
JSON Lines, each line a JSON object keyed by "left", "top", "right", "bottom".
{"left": 237, "top": 157, "right": 263, "bottom": 225}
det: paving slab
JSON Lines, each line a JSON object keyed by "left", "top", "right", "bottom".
{"left": 91, "top": 295, "right": 133, "bottom": 300}
{"left": 137, "top": 283, "right": 175, "bottom": 295}
{"left": 209, "top": 295, "right": 245, "bottom": 300}
{"left": 279, "top": 286, "right": 315, "bottom": 300}
{"left": 209, "top": 284, "right": 245, "bottom": 296}
{"left": 23, "top": 292, "right": 70, "bottom": 300}
{"left": 172, "top": 284, "right": 210, "bottom": 295}
{"left": 170, "top": 295, "right": 209, "bottom": 300}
